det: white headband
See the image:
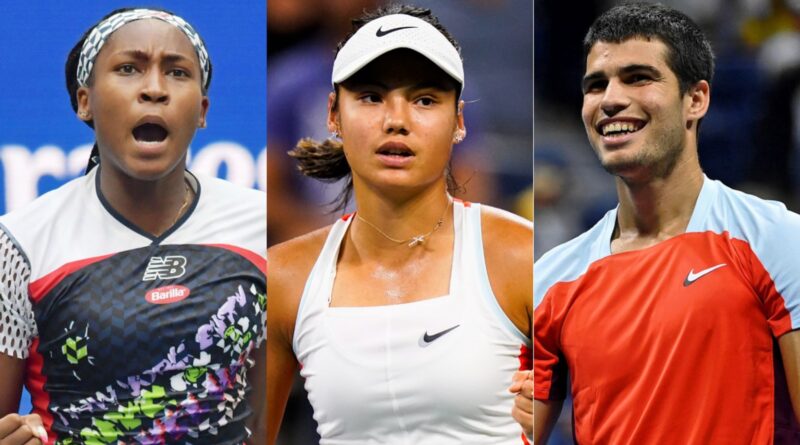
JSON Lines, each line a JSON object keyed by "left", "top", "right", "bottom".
{"left": 332, "top": 14, "right": 464, "bottom": 90}
{"left": 77, "top": 9, "right": 211, "bottom": 90}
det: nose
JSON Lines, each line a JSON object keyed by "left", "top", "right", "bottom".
{"left": 139, "top": 70, "right": 169, "bottom": 105}
{"left": 600, "top": 78, "right": 629, "bottom": 117}
{"left": 382, "top": 97, "right": 409, "bottom": 135}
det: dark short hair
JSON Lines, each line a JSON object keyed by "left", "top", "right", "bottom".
{"left": 583, "top": 2, "right": 714, "bottom": 95}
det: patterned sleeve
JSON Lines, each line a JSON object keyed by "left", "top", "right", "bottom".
{"left": 0, "top": 228, "right": 36, "bottom": 359}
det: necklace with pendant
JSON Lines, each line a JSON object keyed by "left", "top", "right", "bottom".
{"left": 356, "top": 199, "right": 451, "bottom": 247}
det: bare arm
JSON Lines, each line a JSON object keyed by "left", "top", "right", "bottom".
{"left": 0, "top": 354, "right": 24, "bottom": 415}
{"left": 266, "top": 319, "right": 298, "bottom": 445}
{"left": 481, "top": 206, "right": 533, "bottom": 339}
{"left": 779, "top": 329, "right": 800, "bottom": 423}
{"left": 246, "top": 343, "right": 266, "bottom": 445}
{"left": 266, "top": 231, "right": 327, "bottom": 445}
{"left": 480, "top": 207, "right": 534, "bottom": 440}
{"left": 534, "top": 399, "right": 564, "bottom": 444}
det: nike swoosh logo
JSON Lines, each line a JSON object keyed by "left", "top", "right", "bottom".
{"left": 683, "top": 263, "right": 727, "bottom": 287}
{"left": 420, "top": 324, "right": 460, "bottom": 347}
{"left": 376, "top": 25, "right": 417, "bottom": 37}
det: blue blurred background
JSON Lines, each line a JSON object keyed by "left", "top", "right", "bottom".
{"left": 1, "top": 1, "right": 265, "bottom": 414}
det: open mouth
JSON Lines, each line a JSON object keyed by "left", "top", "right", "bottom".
{"left": 132, "top": 123, "right": 169, "bottom": 143}
{"left": 598, "top": 120, "right": 645, "bottom": 137}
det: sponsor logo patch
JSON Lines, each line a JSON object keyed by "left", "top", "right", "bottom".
{"left": 143, "top": 255, "right": 187, "bottom": 281}
{"left": 145, "top": 285, "right": 190, "bottom": 304}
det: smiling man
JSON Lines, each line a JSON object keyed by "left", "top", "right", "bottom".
{"left": 534, "top": 3, "right": 800, "bottom": 444}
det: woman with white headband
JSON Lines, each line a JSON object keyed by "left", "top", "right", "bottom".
{"left": 268, "top": 5, "right": 532, "bottom": 444}
{"left": 0, "top": 8, "right": 265, "bottom": 444}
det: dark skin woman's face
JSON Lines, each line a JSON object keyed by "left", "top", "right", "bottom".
{"left": 76, "top": 19, "right": 209, "bottom": 181}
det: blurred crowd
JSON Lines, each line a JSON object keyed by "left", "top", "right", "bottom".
{"left": 267, "top": 0, "right": 532, "bottom": 442}
{"left": 537, "top": 0, "right": 800, "bottom": 442}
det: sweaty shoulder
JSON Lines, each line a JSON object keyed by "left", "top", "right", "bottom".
{"left": 268, "top": 226, "right": 332, "bottom": 343}
{"left": 534, "top": 208, "right": 616, "bottom": 308}
{"left": 480, "top": 205, "right": 533, "bottom": 335}
{"left": 480, "top": 204, "right": 533, "bottom": 273}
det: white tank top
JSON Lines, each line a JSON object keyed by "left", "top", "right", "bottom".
{"left": 293, "top": 201, "right": 532, "bottom": 444}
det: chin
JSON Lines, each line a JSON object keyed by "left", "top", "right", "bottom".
{"left": 599, "top": 152, "right": 640, "bottom": 172}
{"left": 121, "top": 159, "right": 185, "bottom": 182}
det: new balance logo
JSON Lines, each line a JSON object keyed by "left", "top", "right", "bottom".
{"left": 143, "top": 255, "right": 187, "bottom": 281}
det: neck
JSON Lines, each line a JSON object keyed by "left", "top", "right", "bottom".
{"left": 350, "top": 181, "right": 452, "bottom": 253}
{"left": 615, "top": 151, "right": 704, "bottom": 240}
{"left": 98, "top": 162, "right": 191, "bottom": 237}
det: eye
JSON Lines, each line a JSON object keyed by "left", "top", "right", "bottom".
{"left": 117, "top": 64, "right": 137, "bottom": 74}
{"left": 629, "top": 73, "right": 652, "bottom": 84}
{"left": 416, "top": 96, "right": 436, "bottom": 106}
{"left": 358, "top": 93, "right": 381, "bottom": 103}
{"left": 583, "top": 80, "right": 607, "bottom": 94}
{"left": 169, "top": 68, "right": 190, "bottom": 78}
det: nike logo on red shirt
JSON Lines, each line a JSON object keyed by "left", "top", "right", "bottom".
{"left": 683, "top": 263, "right": 727, "bottom": 287}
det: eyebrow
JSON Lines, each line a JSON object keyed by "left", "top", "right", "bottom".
{"left": 115, "top": 49, "right": 194, "bottom": 65}
{"left": 582, "top": 64, "right": 663, "bottom": 91}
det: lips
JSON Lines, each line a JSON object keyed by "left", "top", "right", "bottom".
{"left": 376, "top": 141, "right": 415, "bottom": 168}
{"left": 377, "top": 141, "right": 414, "bottom": 157}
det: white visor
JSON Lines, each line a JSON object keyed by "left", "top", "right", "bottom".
{"left": 331, "top": 14, "right": 464, "bottom": 91}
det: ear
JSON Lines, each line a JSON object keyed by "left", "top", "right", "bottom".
{"left": 453, "top": 100, "right": 466, "bottom": 144}
{"left": 326, "top": 92, "right": 339, "bottom": 134}
{"left": 198, "top": 96, "right": 210, "bottom": 128}
{"left": 76, "top": 86, "right": 92, "bottom": 121}
{"left": 685, "top": 80, "right": 710, "bottom": 129}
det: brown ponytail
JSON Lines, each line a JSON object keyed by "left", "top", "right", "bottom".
{"left": 289, "top": 135, "right": 463, "bottom": 212}
{"left": 288, "top": 136, "right": 354, "bottom": 212}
